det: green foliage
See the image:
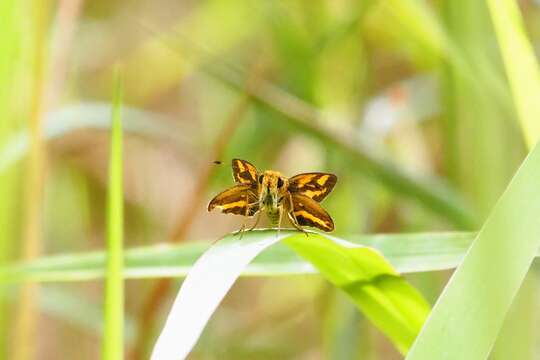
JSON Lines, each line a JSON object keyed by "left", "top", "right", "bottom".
{"left": 284, "top": 234, "right": 430, "bottom": 354}
{"left": 406, "top": 136, "right": 540, "bottom": 359}
{"left": 3, "top": 0, "right": 540, "bottom": 358}
{"left": 486, "top": 0, "right": 540, "bottom": 148}
{"left": 0, "top": 232, "right": 477, "bottom": 283}
{"left": 151, "top": 230, "right": 430, "bottom": 358}
{"left": 443, "top": 0, "right": 522, "bottom": 217}
{"left": 406, "top": 4, "right": 540, "bottom": 359}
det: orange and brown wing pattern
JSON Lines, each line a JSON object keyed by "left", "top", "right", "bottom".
{"left": 291, "top": 194, "right": 334, "bottom": 232}
{"left": 288, "top": 172, "right": 337, "bottom": 202}
{"left": 208, "top": 185, "right": 259, "bottom": 216}
{"left": 232, "top": 159, "right": 258, "bottom": 188}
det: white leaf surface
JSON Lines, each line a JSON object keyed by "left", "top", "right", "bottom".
{"left": 151, "top": 230, "right": 289, "bottom": 360}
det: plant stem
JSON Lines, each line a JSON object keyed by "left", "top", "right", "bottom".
{"left": 102, "top": 67, "right": 125, "bottom": 360}
{"left": 13, "top": 1, "right": 49, "bottom": 358}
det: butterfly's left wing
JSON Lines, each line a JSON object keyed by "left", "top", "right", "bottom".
{"left": 288, "top": 173, "right": 337, "bottom": 202}
{"left": 208, "top": 184, "right": 259, "bottom": 217}
{"left": 290, "top": 194, "right": 334, "bottom": 232}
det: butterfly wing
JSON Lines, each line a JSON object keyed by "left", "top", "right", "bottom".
{"left": 288, "top": 173, "right": 337, "bottom": 202}
{"left": 208, "top": 184, "right": 259, "bottom": 216}
{"left": 290, "top": 194, "right": 334, "bottom": 232}
{"left": 231, "top": 159, "right": 258, "bottom": 188}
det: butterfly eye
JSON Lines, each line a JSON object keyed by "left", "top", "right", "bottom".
{"left": 258, "top": 174, "right": 264, "bottom": 184}
{"left": 277, "top": 178, "right": 284, "bottom": 188}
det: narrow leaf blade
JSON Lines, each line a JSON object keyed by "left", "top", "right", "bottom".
{"left": 406, "top": 141, "right": 540, "bottom": 359}
{"left": 151, "top": 231, "right": 283, "bottom": 360}
{"left": 284, "top": 234, "right": 430, "bottom": 354}
{"left": 486, "top": 0, "right": 540, "bottom": 148}
{"left": 102, "top": 68, "right": 124, "bottom": 360}
{"left": 151, "top": 230, "right": 430, "bottom": 358}
{"left": 0, "top": 232, "right": 476, "bottom": 283}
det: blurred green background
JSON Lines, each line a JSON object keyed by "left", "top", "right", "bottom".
{"left": 2, "top": 0, "right": 540, "bottom": 359}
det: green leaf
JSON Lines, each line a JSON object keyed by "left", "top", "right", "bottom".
{"left": 151, "top": 230, "right": 284, "bottom": 359}
{"left": 283, "top": 234, "right": 430, "bottom": 354}
{"left": 102, "top": 67, "right": 124, "bottom": 360}
{"left": 0, "top": 231, "right": 476, "bottom": 283}
{"left": 150, "top": 230, "right": 430, "bottom": 358}
{"left": 486, "top": 0, "right": 540, "bottom": 148}
{"left": 406, "top": 140, "right": 540, "bottom": 359}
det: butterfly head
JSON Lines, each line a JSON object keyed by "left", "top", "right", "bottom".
{"left": 258, "top": 170, "right": 288, "bottom": 208}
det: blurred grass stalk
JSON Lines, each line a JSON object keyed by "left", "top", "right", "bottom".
{"left": 138, "top": 21, "right": 476, "bottom": 229}
{"left": 13, "top": 0, "right": 49, "bottom": 359}
{"left": 0, "top": 0, "right": 22, "bottom": 357}
{"left": 486, "top": 0, "right": 540, "bottom": 148}
{"left": 484, "top": 0, "right": 540, "bottom": 357}
{"left": 102, "top": 68, "right": 125, "bottom": 360}
{"left": 443, "top": 2, "right": 532, "bottom": 357}
{"left": 443, "top": 0, "right": 522, "bottom": 219}
{"left": 406, "top": 1, "right": 540, "bottom": 359}
{"left": 406, "top": 122, "right": 540, "bottom": 360}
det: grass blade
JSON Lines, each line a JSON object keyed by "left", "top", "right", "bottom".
{"left": 0, "top": 0, "right": 23, "bottom": 356}
{"left": 0, "top": 102, "right": 189, "bottom": 174}
{"left": 102, "top": 68, "right": 124, "bottom": 360}
{"left": 284, "top": 234, "right": 430, "bottom": 354}
{"left": 0, "top": 231, "right": 475, "bottom": 283}
{"left": 486, "top": 0, "right": 540, "bottom": 148}
{"left": 14, "top": 0, "right": 48, "bottom": 357}
{"left": 443, "top": 0, "right": 524, "bottom": 217}
{"left": 405, "top": 4, "right": 540, "bottom": 359}
{"left": 151, "top": 231, "right": 283, "bottom": 359}
{"left": 406, "top": 141, "right": 540, "bottom": 359}
{"left": 151, "top": 230, "right": 430, "bottom": 358}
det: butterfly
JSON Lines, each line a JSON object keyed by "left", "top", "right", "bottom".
{"left": 208, "top": 159, "right": 337, "bottom": 234}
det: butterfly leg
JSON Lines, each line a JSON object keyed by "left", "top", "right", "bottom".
{"left": 237, "top": 223, "right": 247, "bottom": 240}
{"left": 287, "top": 194, "right": 309, "bottom": 237}
{"left": 248, "top": 210, "right": 262, "bottom": 231}
{"left": 276, "top": 206, "right": 283, "bottom": 238}
{"left": 287, "top": 211, "right": 309, "bottom": 237}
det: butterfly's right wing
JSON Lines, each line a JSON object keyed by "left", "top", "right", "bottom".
{"left": 288, "top": 172, "right": 337, "bottom": 202}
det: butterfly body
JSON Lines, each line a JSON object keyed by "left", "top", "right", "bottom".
{"left": 208, "top": 159, "right": 337, "bottom": 233}
{"left": 257, "top": 170, "right": 288, "bottom": 226}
